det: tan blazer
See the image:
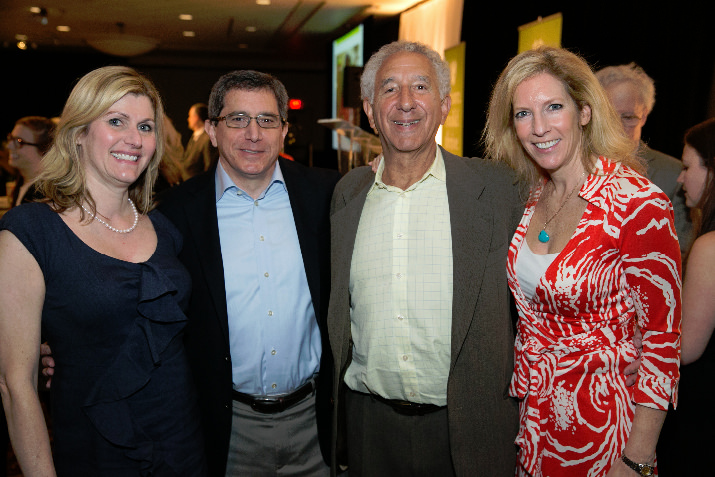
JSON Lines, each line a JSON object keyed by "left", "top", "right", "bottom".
{"left": 328, "top": 147, "right": 522, "bottom": 476}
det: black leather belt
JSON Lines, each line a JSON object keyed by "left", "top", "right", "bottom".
{"left": 232, "top": 381, "right": 314, "bottom": 414}
{"left": 367, "top": 392, "right": 445, "bottom": 416}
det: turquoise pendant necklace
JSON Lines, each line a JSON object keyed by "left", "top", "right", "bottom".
{"left": 538, "top": 172, "right": 586, "bottom": 243}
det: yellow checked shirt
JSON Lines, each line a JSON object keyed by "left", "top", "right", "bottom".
{"left": 345, "top": 149, "right": 453, "bottom": 406}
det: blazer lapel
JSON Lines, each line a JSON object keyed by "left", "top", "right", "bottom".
{"left": 443, "top": 149, "right": 493, "bottom": 371}
{"left": 282, "top": 159, "right": 322, "bottom": 317}
{"left": 183, "top": 174, "right": 230, "bottom": 341}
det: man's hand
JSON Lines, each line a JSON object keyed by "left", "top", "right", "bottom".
{"left": 40, "top": 342, "right": 55, "bottom": 390}
{"left": 624, "top": 326, "right": 643, "bottom": 387}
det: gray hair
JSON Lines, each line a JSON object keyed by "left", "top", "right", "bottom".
{"left": 595, "top": 63, "right": 656, "bottom": 114}
{"left": 360, "top": 41, "right": 451, "bottom": 104}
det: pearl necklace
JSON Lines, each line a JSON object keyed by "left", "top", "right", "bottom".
{"left": 81, "top": 198, "right": 139, "bottom": 234}
{"left": 538, "top": 172, "right": 586, "bottom": 243}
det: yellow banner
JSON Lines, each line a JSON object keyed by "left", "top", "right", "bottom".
{"left": 518, "top": 13, "right": 562, "bottom": 53}
{"left": 442, "top": 42, "right": 465, "bottom": 157}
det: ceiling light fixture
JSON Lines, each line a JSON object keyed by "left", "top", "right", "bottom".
{"left": 256, "top": 0, "right": 271, "bottom": 5}
{"left": 56, "top": 25, "right": 70, "bottom": 32}
{"left": 182, "top": 31, "right": 196, "bottom": 37}
{"left": 86, "top": 22, "right": 158, "bottom": 57}
{"left": 17, "top": 41, "right": 28, "bottom": 50}
{"left": 245, "top": 26, "right": 257, "bottom": 32}
{"left": 179, "top": 14, "right": 193, "bottom": 21}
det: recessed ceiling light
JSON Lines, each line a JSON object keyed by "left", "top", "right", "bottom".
{"left": 29, "top": 6, "right": 42, "bottom": 13}
{"left": 179, "top": 14, "right": 193, "bottom": 21}
{"left": 245, "top": 26, "right": 257, "bottom": 32}
{"left": 56, "top": 25, "right": 70, "bottom": 32}
{"left": 15, "top": 34, "right": 28, "bottom": 41}
{"left": 17, "top": 40, "right": 28, "bottom": 50}
{"left": 183, "top": 31, "right": 196, "bottom": 37}
{"left": 256, "top": 0, "right": 271, "bottom": 5}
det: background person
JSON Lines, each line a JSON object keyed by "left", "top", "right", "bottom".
{"left": 0, "top": 66, "right": 207, "bottom": 476}
{"left": 181, "top": 103, "right": 218, "bottom": 180}
{"left": 596, "top": 63, "right": 692, "bottom": 254}
{"left": 484, "top": 47, "right": 681, "bottom": 476}
{"left": 657, "top": 117, "right": 715, "bottom": 474}
{"left": 6, "top": 116, "right": 55, "bottom": 207}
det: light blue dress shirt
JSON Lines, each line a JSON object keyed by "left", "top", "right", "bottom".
{"left": 215, "top": 161, "right": 321, "bottom": 396}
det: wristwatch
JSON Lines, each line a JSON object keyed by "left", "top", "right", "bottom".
{"left": 621, "top": 454, "right": 654, "bottom": 476}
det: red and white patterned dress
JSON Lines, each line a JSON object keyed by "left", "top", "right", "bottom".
{"left": 508, "top": 157, "right": 681, "bottom": 476}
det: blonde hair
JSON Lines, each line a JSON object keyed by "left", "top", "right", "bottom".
{"left": 483, "top": 47, "right": 642, "bottom": 187}
{"left": 38, "top": 66, "right": 165, "bottom": 216}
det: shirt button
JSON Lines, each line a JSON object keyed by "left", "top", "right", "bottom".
{"left": 264, "top": 272, "right": 269, "bottom": 277}
{"left": 259, "top": 235, "right": 265, "bottom": 241}
{"left": 397, "top": 314, "right": 404, "bottom": 321}
{"left": 268, "top": 310, "right": 273, "bottom": 316}
{"left": 397, "top": 233, "right": 403, "bottom": 239}
{"left": 271, "top": 349, "right": 276, "bottom": 355}
{"left": 403, "top": 355, "right": 408, "bottom": 361}
{"left": 410, "top": 391, "right": 416, "bottom": 397}
{"left": 396, "top": 273, "right": 402, "bottom": 279}
{"left": 254, "top": 200, "right": 259, "bottom": 206}
{"left": 272, "top": 383, "right": 277, "bottom": 389}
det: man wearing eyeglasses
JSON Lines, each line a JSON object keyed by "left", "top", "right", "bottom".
{"left": 5, "top": 116, "right": 55, "bottom": 207}
{"left": 596, "top": 63, "right": 692, "bottom": 255}
{"left": 157, "top": 70, "right": 341, "bottom": 476}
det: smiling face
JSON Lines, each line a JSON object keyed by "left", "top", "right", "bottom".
{"left": 364, "top": 51, "right": 450, "bottom": 161}
{"left": 77, "top": 93, "right": 156, "bottom": 191}
{"left": 678, "top": 144, "right": 709, "bottom": 208}
{"left": 512, "top": 72, "right": 591, "bottom": 177}
{"left": 206, "top": 88, "right": 287, "bottom": 195}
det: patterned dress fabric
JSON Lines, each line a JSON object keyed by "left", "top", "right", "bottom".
{"left": 0, "top": 203, "right": 207, "bottom": 476}
{"left": 508, "top": 157, "right": 681, "bottom": 476}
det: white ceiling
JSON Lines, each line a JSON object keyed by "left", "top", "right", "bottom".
{"left": 0, "top": 0, "right": 424, "bottom": 57}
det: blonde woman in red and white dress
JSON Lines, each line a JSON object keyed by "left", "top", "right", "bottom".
{"left": 484, "top": 47, "right": 681, "bottom": 477}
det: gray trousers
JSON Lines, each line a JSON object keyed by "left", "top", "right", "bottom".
{"left": 225, "top": 392, "right": 330, "bottom": 477}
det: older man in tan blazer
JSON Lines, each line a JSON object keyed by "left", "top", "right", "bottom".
{"left": 327, "top": 40, "right": 522, "bottom": 476}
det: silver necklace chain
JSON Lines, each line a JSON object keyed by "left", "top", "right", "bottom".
{"left": 539, "top": 172, "right": 586, "bottom": 242}
{"left": 81, "top": 198, "right": 139, "bottom": 234}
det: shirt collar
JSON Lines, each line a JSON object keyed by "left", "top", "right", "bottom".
{"left": 215, "top": 158, "right": 286, "bottom": 202}
{"left": 369, "top": 146, "right": 446, "bottom": 195}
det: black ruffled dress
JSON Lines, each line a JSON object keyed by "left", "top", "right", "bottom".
{"left": 0, "top": 203, "right": 207, "bottom": 476}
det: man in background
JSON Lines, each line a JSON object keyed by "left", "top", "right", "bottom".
{"left": 596, "top": 63, "right": 692, "bottom": 253}
{"left": 181, "top": 103, "right": 218, "bottom": 180}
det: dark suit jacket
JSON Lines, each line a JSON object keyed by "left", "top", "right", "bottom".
{"left": 327, "top": 147, "right": 522, "bottom": 476}
{"left": 158, "top": 158, "right": 341, "bottom": 476}
{"left": 182, "top": 132, "right": 218, "bottom": 180}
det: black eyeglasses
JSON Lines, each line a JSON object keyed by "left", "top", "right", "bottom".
{"left": 212, "top": 113, "right": 284, "bottom": 129}
{"left": 6, "top": 135, "right": 40, "bottom": 148}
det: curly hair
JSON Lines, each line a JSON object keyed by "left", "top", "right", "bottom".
{"left": 360, "top": 41, "right": 451, "bottom": 104}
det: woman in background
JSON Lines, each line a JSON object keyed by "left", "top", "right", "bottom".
{"left": 659, "top": 117, "right": 715, "bottom": 474}
{"left": 484, "top": 47, "right": 681, "bottom": 476}
{"left": 0, "top": 66, "right": 206, "bottom": 476}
